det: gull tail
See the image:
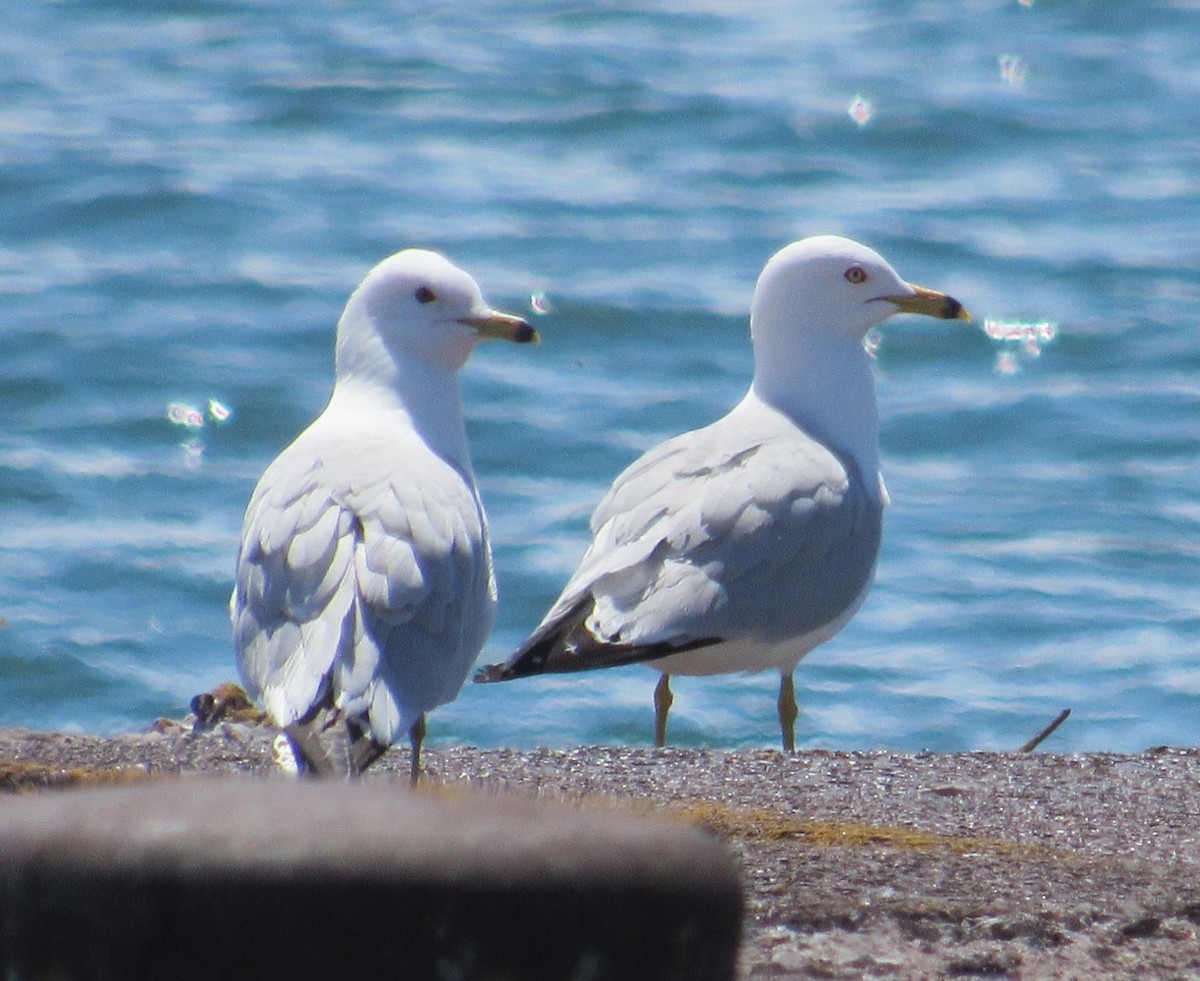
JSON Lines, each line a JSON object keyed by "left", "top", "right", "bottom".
{"left": 473, "top": 594, "right": 598, "bottom": 683}
{"left": 473, "top": 593, "right": 720, "bottom": 683}
{"left": 282, "top": 720, "right": 339, "bottom": 777}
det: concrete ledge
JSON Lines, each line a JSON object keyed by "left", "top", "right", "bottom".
{"left": 0, "top": 777, "right": 742, "bottom": 980}
{"left": 7, "top": 730, "right": 1200, "bottom": 978}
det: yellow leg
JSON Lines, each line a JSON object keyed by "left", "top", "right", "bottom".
{"left": 778, "top": 672, "right": 798, "bottom": 753}
{"left": 653, "top": 673, "right": 673, "bottom": 748}
{"left": 408, "top": 714, "right": 426, "bottom": 786}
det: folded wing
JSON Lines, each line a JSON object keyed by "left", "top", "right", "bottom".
{"left": 232, "top": 436, "right": 494, "bottom": 744}
{"left": 477, "top": 410, "right": 882, "bottom": 681}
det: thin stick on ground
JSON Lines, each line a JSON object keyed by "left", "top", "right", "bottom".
{"left": 1019, "top": 708, "right": 1071, "bottom": 753}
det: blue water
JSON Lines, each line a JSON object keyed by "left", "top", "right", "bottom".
{"left": 3, "top": 1, "right": 1199, "bottom": 753}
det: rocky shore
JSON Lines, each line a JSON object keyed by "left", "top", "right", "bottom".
{"left": 2, "top": 717, "right": 1199, "bottom": 979}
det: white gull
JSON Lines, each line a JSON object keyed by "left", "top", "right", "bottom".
{"left": 476, "top": 235, "right": 968, "bottom": 751}
{"left": 232, "top": 249, "right": 538, "bottom": 779}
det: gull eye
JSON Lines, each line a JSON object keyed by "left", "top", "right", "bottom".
{"left": 844, "top": 266, "right": 868, "bottom": 284}
{"left": 414, "top": 285, "right": 437, "bottom": 304}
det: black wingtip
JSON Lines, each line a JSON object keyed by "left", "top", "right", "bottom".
{"left": 473, "top": 643, "right": 552, "bottom": 683}
{"left": 473, "top": 594, "right": 726, "bottom": 685}
{"left": 472, "top": 662, "right": 510, "bottom": 684}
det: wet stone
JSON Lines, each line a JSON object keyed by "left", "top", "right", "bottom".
{"left": 0, "top": 776, "right": 742, "bottom": 981}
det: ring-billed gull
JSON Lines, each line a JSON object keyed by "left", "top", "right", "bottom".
{"left": 232, "top": 249, "right": 538, "bottom": 780}
{"left": 475, "top": 236, "right": 968, "bottom": 751}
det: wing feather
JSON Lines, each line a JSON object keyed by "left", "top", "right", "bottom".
{"left": 232, "top": 423, "right": 494, "bottom": 744}
{"left": 481, "top": 402, "right": 882, "bottom": 680}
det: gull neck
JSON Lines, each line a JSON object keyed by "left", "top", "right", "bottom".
{"left": 750, "top": 326, "right": 880, "bottom": 486}
{"left": 329, "top": 362, "right": 473, "bottom": 477}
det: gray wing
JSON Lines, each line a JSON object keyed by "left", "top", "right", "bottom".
{"left": 232, "top": 429, "right": 494, "bottom": 743}
{"left": 477, "top": 411, "right": 881, "bottom": 681}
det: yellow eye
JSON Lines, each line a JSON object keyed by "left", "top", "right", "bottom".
{"left": 844, "top": 266, "right": 867, "bottom": 284}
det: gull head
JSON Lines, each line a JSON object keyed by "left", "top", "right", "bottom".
{"left": 751, "top": 235, "right": 970, "bottom": 344}
{"left": 747, "top": 236, "right": 970, "bottom": 474}
{"left": 336, "top": 249, "right": 538, "bottom": 378}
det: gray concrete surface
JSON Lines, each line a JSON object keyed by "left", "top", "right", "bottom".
{"left": 2, "top": 721, "right": 1199, "bottom": 979}
{"left": 0, "top": 772, "right": 741, "bottom": 981}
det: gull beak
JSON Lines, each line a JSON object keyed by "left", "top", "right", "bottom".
{"left": 459, "top": 309, "right": 540, "bottom": 344}
{"left": 883, "top": 284, "right": 972, "bottom": 322}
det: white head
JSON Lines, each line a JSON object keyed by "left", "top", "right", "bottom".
{"left": 335, "top": 249, "right": 537, "bottom": 381}
{"left": 751, "top": 235, "right": 968, "bottom": 344}
{"left": 747, "top": 235, "right": 968, "bottom": 482}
